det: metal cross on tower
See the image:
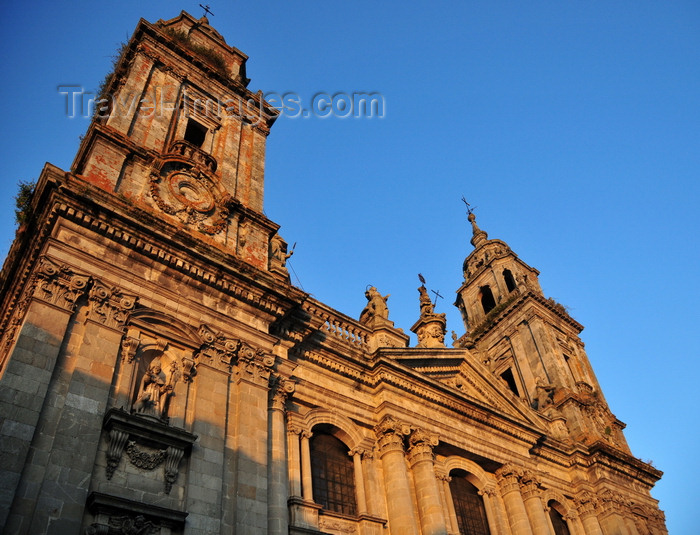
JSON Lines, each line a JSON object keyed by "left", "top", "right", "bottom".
{"left": 199, "top": 4, "right": 215, "bottom": 18}
{"left": 461, "top": 196, "right": 476, "bottom": 215}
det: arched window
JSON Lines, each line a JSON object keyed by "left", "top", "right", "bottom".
{"left": 310, "top": 432, "right": 357, "bottom": 516}
{"left": 480, "top": 286, "right": 496, "bottom": 314}
{"left": 449, "top": 470, "right": 490, "bottom": 535}
{"left": 547, "top": 501, "right": 571, "bottom": 535}
{"left": 503, "top": 269, "right": 517, "bottom": 293}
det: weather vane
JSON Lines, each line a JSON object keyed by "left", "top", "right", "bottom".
{"left": 461, "top": 196, "right": 476, "bottom": 215}
{"left": 199, "top": 4, "right": 215, "bottom": 17}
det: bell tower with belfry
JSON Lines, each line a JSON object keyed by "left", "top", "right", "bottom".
{"left": 71, "top": 11, "right": 288, "bottom": 272}
{"left": 455, "top": 209, "right": 630, "bottom": 451}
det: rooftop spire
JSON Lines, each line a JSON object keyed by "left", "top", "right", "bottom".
{"left": 468, "top": 211, "right": 488, "bottom": 248}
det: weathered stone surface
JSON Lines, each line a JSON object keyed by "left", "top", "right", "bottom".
{"left": 0, "top": 10, "right": 665, "bottom": 535}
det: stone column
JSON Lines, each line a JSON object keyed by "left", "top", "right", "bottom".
{"left": 268, "top": 377, "right": 294, "bottom": 535}
{"left": 496, "top": 464, "right": 533, "bottom": 535}
{"left": 520, "top": 471, "right": 552, "bottom": 535}
{"left": 374, "top": 416, "right": 419, "bottom": 535}
{"left": 481, "top": 486, "right": 510, "bottom": 535}
{"left": 575, "top": 492, "right": 604, "bottom": 535}
{"left": 438, "top": 475, "right": 459, "bottom": 535}
{"left": 300, "top": 430, "right": 314, "bottom": 502}
{"left": 407, "top": 430, "right": 448, "bottom": 535}
{"left": 350, "top": 449, "right": 368, "bottom": 515}
{"left": 287, "top": 424, "right": 302, "bottom": 498}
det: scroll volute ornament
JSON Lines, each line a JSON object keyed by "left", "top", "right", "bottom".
{"left": 88, "top": 282, "right": 138, "bottom": 330}
{"left": 33, "top": 256, "right": 90, "bottom": 311}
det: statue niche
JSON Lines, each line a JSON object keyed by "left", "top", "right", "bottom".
{"left": 132, "top": 350, "right": 177, "bottom": 421}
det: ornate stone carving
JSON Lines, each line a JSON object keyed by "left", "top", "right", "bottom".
{"left": 269, "top": 375, "right": 295, "bottom": 410}
{"left": 102, "top": 409, "right": 197, "bottom": 495}
{"left": 575, "top": 491, "right": 601, "bottom": 518}
{"left": 164, "top": 446, "right": 185, "bottom": 494}
{"left": 106, "top": 428, "right": 129, "bottom": 479}
{"left": 120, "top": 335, "right": 140, "bottom": 363}
{"left": 133, "top": 358, "right": 174, "bottom": 420}
{"left": 269, "top": 232, "right": 293, "bottom": 278}
{"left": 495, "top": 463, "right": 525, "bottom": 495}
{"left": 197, "top": 324, "right": 240, "bottom": 366}
{"left": 88, "top": 282, "right": 138, "bottom": 330}
{"left": 415, "top": 319, "right": 447, "bottom": 348}
{"left": 534, "top": 376, "right": 555, "bottom": 411}
{"left": 519, "top": 470, "right": 543, "bottom": 500}
{"left": 181, "top": 356, "right": 196, "bottom": 382}
{"left": 374, "top": 416, "right": 410, "bottom": 456}
{"left": 89, "top": 514, "right": 160, "bottom": 535}
{"left": 149, "top": 144, "right": 233, "bottom": 235}
{"left": 319, "top": 517, "right": 356, "bottom": 534}
{"left": 125, "top": 441, "right": 166, "bottom": 470}
{"left": 407, "top": 429, "right": 439, "bottom": 465}
{"left": 234, "top": 347, "right": 275, "bottom": 386}
{"left": 33, "top": 256, "right": 90, "bottom": 311}
{"left": 359, "top": 286, "right": 390, "bottom": 325}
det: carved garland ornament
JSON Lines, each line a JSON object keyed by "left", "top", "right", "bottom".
{"left": 125, "top": 441, "right": 166, "bottom": 470}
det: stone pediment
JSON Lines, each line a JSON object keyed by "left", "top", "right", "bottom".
{"left": 392, "top": 348, "right": 543, "bottom": 428}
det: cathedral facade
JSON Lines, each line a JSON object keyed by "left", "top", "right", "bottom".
{"left": 0, "top": 12, "right": 665, "bottom": 535}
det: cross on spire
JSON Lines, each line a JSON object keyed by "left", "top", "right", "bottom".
{"left": 199, "top": 4, "right": 215, "bottom": 18}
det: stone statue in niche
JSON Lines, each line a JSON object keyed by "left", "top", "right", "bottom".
{"left": 359, "top": 286, "right": 390, "bottom": 324}
{"left": 134, "top": 358, "right": 173, "bottom": 419}
{"left": 534, "top": 376, "right": 555, "bottom": 411}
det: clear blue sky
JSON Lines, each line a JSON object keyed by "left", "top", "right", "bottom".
{"left": 1, "top": 1, "right": 698, "bottom": 532}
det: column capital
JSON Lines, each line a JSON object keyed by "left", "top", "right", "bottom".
{"left": 269, "top": 375, "right": 295, "bottom": 411}
{"left": 32, "top": 256, "right": 91, "bottom": 312}
{"left": 88, "top": 280, "right": 138, "bottom": 331}
{"left": 374, "top": 416, "right": 410, "bottom": 457}
{"left": 575, "top": 491, "right": 601, "bottom": 518}
{"left": 407, "top": 429, "right": 439, "bottom": 466}
{"left": 519, "top": 470, "right": 543, "bottom": 500}
{"left": 495, "top": 463, "right": 525, "bottom": 495}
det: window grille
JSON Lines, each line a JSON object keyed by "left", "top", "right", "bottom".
{"left": 449, "top": 474, "right": 490, "bottom": 535}
{"left": 310, "top": 433, "right": 357, "bottom": 516}
{"left": 548, "top": 505, "right": 572, "bottom": 535}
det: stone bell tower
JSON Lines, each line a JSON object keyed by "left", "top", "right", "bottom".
{"left": 0, "top": 12, "right": 302, "bottom": 534}
{"left": 455, "top": 211, "right": 630, "bottom": 450}
{"left": 72, "top": 11, "right": 285, "bottom": 271}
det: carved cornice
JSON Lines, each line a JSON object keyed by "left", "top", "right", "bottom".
{"left": 296, "top": 348, "right": 543, "bottom": 447}
{"left": 53, "top": 200, "right": 293, "bottom": 318}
